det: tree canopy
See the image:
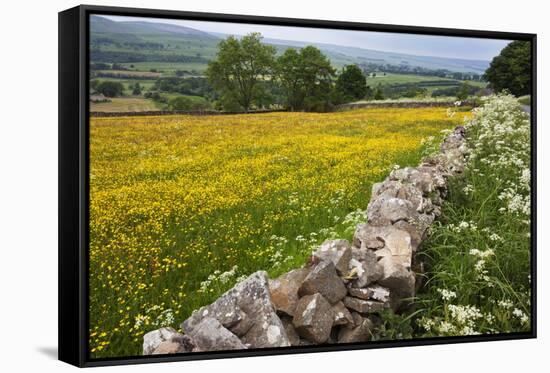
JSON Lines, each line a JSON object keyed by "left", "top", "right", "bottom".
{"left": 93, "top": 80, "right": 124, "bottom": 97}
{"left": 483, "top": 40, "right": 531, "bottom": 96}
{"left": 335, "top": 64, "right": 368, "bottom": 102}
{"left": 205, "top": 33, "right": 276, "bottom": 112}
{"left": 276, "top": 46, "right": 335, "bottom": 111}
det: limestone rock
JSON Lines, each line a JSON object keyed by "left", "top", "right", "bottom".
{"left": 280, "top": 316, "right": 301, "bottom": 346}
{"left": 298, "top": 261, "right": 347, "bottom": 304}
{"left": 343, "top": 296, "right": 386, "bottom": 314}
{"left": 313, "top": 239, "right": 352, "bottom": 274}
{"left": 143, "top": 327, "right": 183, "bottom": 355}
{"left": 389, "top": 166, "right": 447, "bottom": 196}
{"left": 353, "top": 224, "right": 414, "bottom": 268}
{"left": 377, "top": 256, "right": 415, "bottom": 301}
{"left": 337, "top": 313, "right": 373, "bottom": 343}
{"left": 189, "top": 317, "right": 247, "bottom": 351}
{"left": 332, "top": 301, "right": 354, "bottom": 326}
{"left": 182, "top": 271, "right": 290, "bottom": 348}
{"left": 367, "top": 196, "right": 418, "bottom": 226}
{"left": 347, "top": 285, "right": 391, "bottom": 303}
{"left": 348, "top": 251, "right": 383, "bottom": 288}
{"left": 372, "top": 180, "right": 429, "bottom": 214}
{"left": 351, "top": 247, "right": 369, "bottom": 262}
{"left": 292, "top": 293, "right": 334, "bottom": 344}
{"left": 152, "top": 340, "right": 191, "bottom": 355}
{"left": 269, "top": 267, "right": 309, "bottom": 316}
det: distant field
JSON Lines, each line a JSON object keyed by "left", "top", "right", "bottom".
{"left": 96, "top": 69, "right": 162, "bottom": 78}
{"left": 368, "top": 73, "right": 487, "bottom": 89}
{"left": 90, "top": 97, "right": 159, "bottom": 112}
{"left": 367, "top": 73, "right": 451, "bottom": 85}
{"left": 93, "top": 78, "right": 157, "bottom": 92}
{"left": 120, "top": 61, "right": 207, "bottom": 74}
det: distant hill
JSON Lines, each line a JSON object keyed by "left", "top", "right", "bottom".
{"left": 90, "top": 16, "right": 217, "bottom": 39}
{"left": 90, "top": 16, "right": 489, "bottom": 74}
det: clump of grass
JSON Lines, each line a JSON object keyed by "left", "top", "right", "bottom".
{"left": 517, "top": 95, "right": 531, "bottom": 106}
{"left": 383, "top": 94, "right": 531, "bottom": 338}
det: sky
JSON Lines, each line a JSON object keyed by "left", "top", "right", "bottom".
{"left": 103, "top": 15, "right": 510, "bottom": 61}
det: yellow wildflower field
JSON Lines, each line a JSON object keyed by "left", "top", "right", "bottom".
{"left": 89, "top": 107, "right": 468, "bottom": 357}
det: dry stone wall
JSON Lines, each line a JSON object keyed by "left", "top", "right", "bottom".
{"left": 143, "top": 125, "right": 468, "bottom": 354}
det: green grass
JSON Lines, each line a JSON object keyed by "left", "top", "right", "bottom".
{"left": 518, "top": 95, "right": 531, "bottom": 105}
{"left": 377, "top": 95, "right": 532, "bottom": 338}
{"left": 120, "top": 61, "right": 207, "bottom": 74}
{"left": 367, "top": 73, "right": 487, "bottom": 94}
{"left": 367, "top": 73, "right": 453, "bottom": 86}
{"left": 92, "top": 78, "right": 157, "bottom": 93}
{"left": 90, "top": 97, "right": 160, "bottom": 112}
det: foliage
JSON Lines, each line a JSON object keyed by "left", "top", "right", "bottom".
{"left": 131, "top": 82, "right": 142, "bottom": 96}
{"left": 517, "top": 95, "right": 531, "bottom": 106}
{"left": 335, "top": 64, "right": 368, "bottom": 103}
{"left": 166, "top": 96, "right": 211, "bottom": 111}
{"left": 483, "top": 41, "right": 531, "bottom": 96}
{"left": 94, "top": 80, "right": 125, "bottom": 97}
{"left": 456, "top": 82, "right": 473, "bottom": 101}
{"left": 411, "top": 95, "right": 531, "bottom": 337}
{"left": 374, "top": 85, "right": 385, "bottom": 100}
{"left": 88, "top": 107, "right": 467, "bottom": 358}
{"left": 432, "top": 83, "right": 478, "bottom": 98}
{"left": 276, "top": 46, "right": 336, "bottom": 111}
{"left": 153, "top": 77, "right": 216, "bottom": 100}
{"left": 205, "top": 33, "right": 276, "bottom": 112}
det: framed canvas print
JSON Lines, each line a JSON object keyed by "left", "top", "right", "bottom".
{"left": 58, "top": 4, "right": 536, "bottom": 367}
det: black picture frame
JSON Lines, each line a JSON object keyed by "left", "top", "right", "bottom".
{"left": 58, "top": 4, "right": 537, "bottom": 368}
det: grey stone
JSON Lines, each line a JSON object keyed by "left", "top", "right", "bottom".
{"left": 353, "top": 224, "right": 414, "bottom": 268}
{"left": 292, "top": 293, "right": 334, "bottom": 344}
{"left": 366, "top": 285, "right": 392, "bottom": 303}
{"left": 337, "top": 313, "right": 373, "bottom": 343}
{"left": 332, "top": 301, "right": 354, "bottom": 326}
{"left": 389, "top": 166, "right": 447, "bottom": 196}
{"left": 182, "top": 271, "right": 290, "bottom": 348}
{"left": 351, "top": 247, "right": 369, "bottom": 262}
{"left": 152, "top": 340, "right": 192, "bottom": 355}
{"left": 298, "top": 261, "right": 347, "bottom": 304}
{"left": 349, "top": 251, "right": 383, "bottom": 288}
{"left": 377, "top": 256, "right": 416, "bottom": 301}
{"left": 375, "top": 247, "right": 392, "bottom": 260}
{"left": 364, "top": 238, "right": 385, "bottom": 250}
{"left": 143, "top": 327, "right": 182, "bottom": 355}
{"left": 367, "top": 196, "right": 418, "bottom": 226}
{"left": 280, "top": 316, "right": 301, "bottom": 346}
{"left": 343, "top": 296, "right": 387, "bottom": 313}
{"left": 313, "top": 239, "right": 352, "bottom": 274}
{"left": 393, "top": 214, "right": 434, "bottom": 250}
{"left": 269, "top": 267, "right": 309, "bottom": 316}
{"left": 372, "top": 180, "right": 428, "bottom": 214}
{"left": 189, "top": 317, "right": 247, "bottom": 351}
{"left": 347, "top": 285, "right": 391, "bottom": 303}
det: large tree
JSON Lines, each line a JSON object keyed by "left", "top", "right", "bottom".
{"left": 205, "top": 33, "right": 276, "bottom": 112}
{"left": 335, "top": 64, "right": 368, "bottom": 102}
{"left": 483, "top": 40, "right": 531, "bottom": 96}
{"left": 276, "top": 46, "right": 335, "bottom": 111}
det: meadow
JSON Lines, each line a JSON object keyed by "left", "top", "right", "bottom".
{"left": 89, "top": 107, "right": 468, "bottom": 357}
{"left": 90, "top": 97, "right": 160, "bottom": 113}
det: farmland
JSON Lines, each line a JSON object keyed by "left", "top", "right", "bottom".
{"left": 90, "top": 15, "right": 490, "bottom": 113}
{"left": 88, "top": 107, "right": 469, "bottom": 357}
{"left": 90, "top": 97, "right": 160, "bottom": 112}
